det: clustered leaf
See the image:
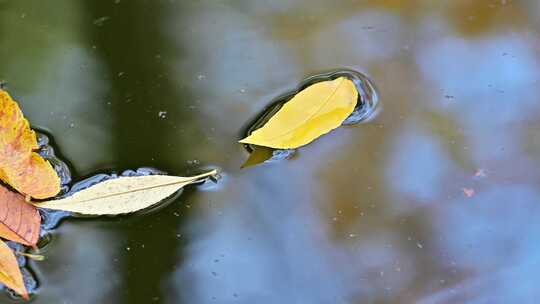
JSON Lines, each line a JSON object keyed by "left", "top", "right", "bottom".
{"left": 0, "top": 90, "right": 59, "bottom": 300}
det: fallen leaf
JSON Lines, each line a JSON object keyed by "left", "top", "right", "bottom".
{"left": 34, "top": 170, "right": 218, "bottom": 215}
{"left": 0, "top": 185, "right": 41, "bottom": 246}
{"left": 474, "top": 169, "right": 487, "bottom": 177}
{"left": 0, "top": 90, "right": 60, "bottom": 199}
{"left": 463, "top": 188, "right": 475, "bottom": 197}
{"left": 0, "top": 240, "right": 28, "bottom": 300}
{"left": 240, "top": 146, "right": 274, "bottom": 169}
{"left": 239, "top": 77, "right": 358, "bottom": 149}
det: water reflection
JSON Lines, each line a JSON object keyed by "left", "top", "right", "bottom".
{"left": 35, "top": 223, "right": 120, "bottom": 303}
{"left": 386, "top": 127, "right": 452, "bottom": 204}
{"left": 1, "top": 0, "right": 539, "bottom": 303}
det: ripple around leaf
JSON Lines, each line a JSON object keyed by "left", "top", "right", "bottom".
{"left": 240, "top": 69, "right": 379, "bottom": 163}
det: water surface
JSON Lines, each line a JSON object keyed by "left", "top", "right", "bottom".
{"left": 1, "top": 0, "right": 539, "bottom": 303}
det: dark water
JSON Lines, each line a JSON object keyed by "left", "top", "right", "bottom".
{"left": 1, "top": 0, "right": 540, "bottom": 303}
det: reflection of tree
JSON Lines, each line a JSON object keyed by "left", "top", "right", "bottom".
{"left": 223, "top": 1, "right": 532, "bottom": 301}
{"left": 0, "top": 0, "right": 535, "bottom": 302}
{"left": 242, "top": 0, "right": 529, "bottom": 40}
{"left": 0, "top": 1, "right": 82, "bottom": 90}
{"left": 84, "top": 2, "right": 202, "bottom": 303}
{"left": 448, "top": 0, "right": 527, "bottom": 36}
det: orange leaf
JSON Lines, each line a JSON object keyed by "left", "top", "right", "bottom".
{"left": 0, "top": 185, "right": 40, "bottom": 246}
{"left": 0, "top": 240, "right": 28, "bottom": 300}
{"left": 0, "top": 90, "right": 60, "bottom": 199}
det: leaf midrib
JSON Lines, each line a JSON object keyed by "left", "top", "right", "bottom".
{"left": 264, "top": 77, "right": 348, "bottom": 141}
{"left": 37, "top": 170, "right": 216, "bottom": 205}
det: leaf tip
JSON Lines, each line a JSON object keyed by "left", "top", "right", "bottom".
{"left": 21, "top": 291, "right": 30, "bottom": 301}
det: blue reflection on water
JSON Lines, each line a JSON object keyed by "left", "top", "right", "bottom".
{"left": 386, "top": 126, "right": 451, "bottom": 203}
{"left": 424, "top": 185, "right": 540, "bottom": 303}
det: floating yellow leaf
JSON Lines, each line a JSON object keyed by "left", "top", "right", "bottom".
{"left": 34, "top": 170, "right": 217, "bottom": 215}
{"left": 0, "top": 89, "right": 60, "bottom": 199}
{"left": 239, "top": 77, "right": 358, "bottom": 149}
{"left": 0, "top": 240, "right": 28, "bottom": 300}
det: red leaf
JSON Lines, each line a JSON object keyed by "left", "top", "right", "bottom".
{"left": 0, "top": 185, "right": 40, "bottom": 246}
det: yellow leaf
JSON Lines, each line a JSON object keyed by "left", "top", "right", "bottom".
{"left": 0, "top": 89, "right": 60, "bottom": 199}
{"left": 33, "top": 170, "right": 217, "bottom": 215}
{"left": 0, "top": 240, "right": 28, "bottom": 300}
{"left": 239, "top": 77, "right": 358, "bottom": 149}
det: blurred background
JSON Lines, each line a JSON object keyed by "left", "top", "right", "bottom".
{"left": 1, "top": 0, "right": 540, "bottom": 303}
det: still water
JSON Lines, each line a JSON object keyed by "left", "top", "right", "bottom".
{"left": 1, "top": 0, "right": 540, "bottom": 303}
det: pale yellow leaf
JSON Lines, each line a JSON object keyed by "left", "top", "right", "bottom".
{"left": 33, "top": 170, "right": 217, "bottom": 215}
{"left": 239, "top": 77, "right": 358, "bottom": 149}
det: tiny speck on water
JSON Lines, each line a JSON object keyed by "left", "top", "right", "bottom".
{"left": 416, "top": 242, "right": 423, "bottom": 249}
{"left": 158, "top": 111, "right": 167, "bottom": 119}
{"left": 186, "top": 159, "right": 200, "bottom": 165}
{"left": 475, "top": 169, "right": 487, "bottom": 177}
{"left": 93, "top": 16, "right": 110, "bottom": 26}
